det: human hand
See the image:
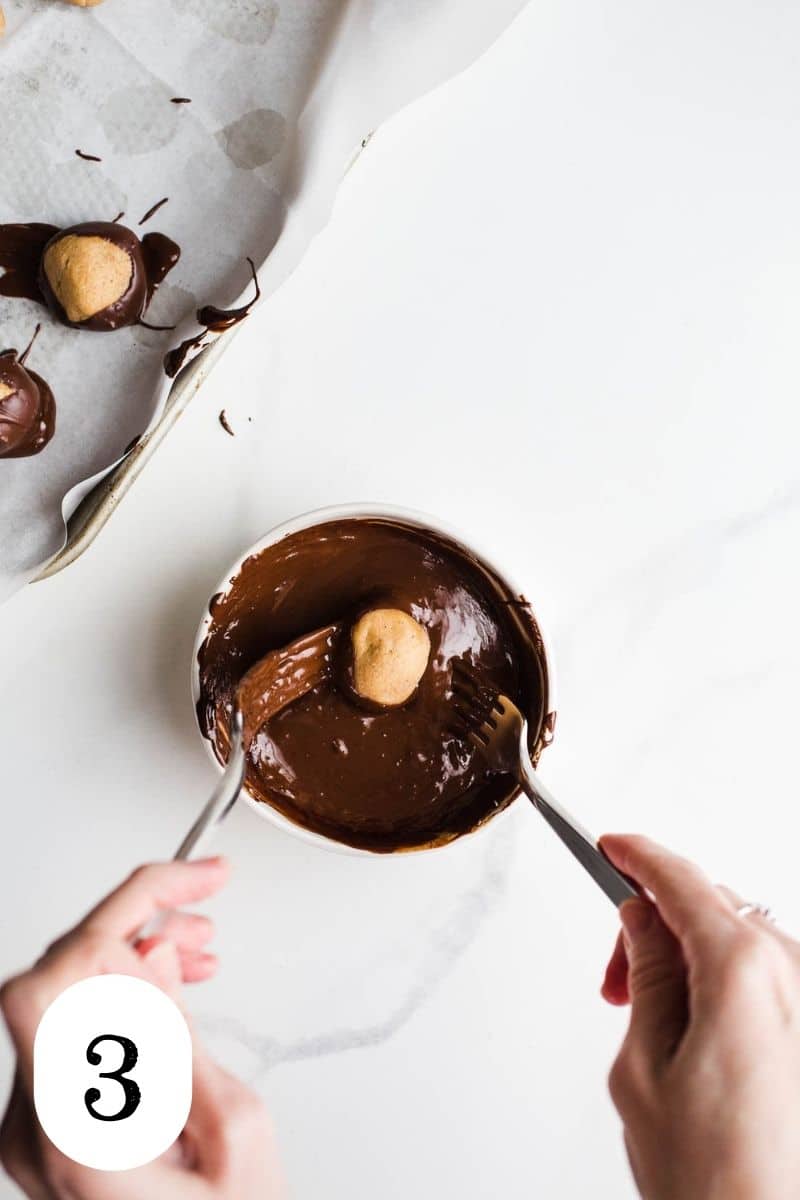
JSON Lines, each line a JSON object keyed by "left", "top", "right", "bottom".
{"left": 0, "top": 859, "right": 284, "bottom": 1198}
{"left": 600, "top": 833, "right": 800, "bottom": 1200}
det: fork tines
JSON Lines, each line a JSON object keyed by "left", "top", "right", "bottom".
{"left": 450, "top": 660, "right": 505, "bottom": 748}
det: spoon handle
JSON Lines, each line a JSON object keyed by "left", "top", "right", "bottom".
{"left": 174, "top": 726, "right": 247, "bottom": 862}
{"left": 136, "top": 712, "right": 246, "bottom": 942}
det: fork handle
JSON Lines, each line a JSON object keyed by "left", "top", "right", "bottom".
{"left": 517, "top": 757, "right": 639, "bottom": 907}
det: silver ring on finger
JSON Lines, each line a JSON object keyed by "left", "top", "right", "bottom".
{"left": 736, "top": 902, "right": 776, "bottom": 924}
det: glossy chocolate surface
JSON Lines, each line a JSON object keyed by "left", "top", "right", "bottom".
{"left": 0, "top": 352, "right": 56, "bottom": 458}
{"left": 197, "top": 518, "right": 548, "bottom": 852}
{"left": 236, "top": 623, "right": 339, "bottom": 745}
{"left": 140, "top": 231, "right": 181, "bottom": 299}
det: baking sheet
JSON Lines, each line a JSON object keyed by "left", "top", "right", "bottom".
{"left": 0, "top": 0, "right": 529, "bottom": 603}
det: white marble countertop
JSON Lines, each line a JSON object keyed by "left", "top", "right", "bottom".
{"left": 3, "top": 2, "right": 800, "bottom": 1196}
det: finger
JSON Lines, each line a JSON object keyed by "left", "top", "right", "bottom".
{"left": 134, "top": 912, "right": 215, "bottom": 958}
{"left": 717, "top": 885, "right": 776, "bottom": 929}
{"left": 80, "top": 858, "right": 229, "bottom": 940}
{"left": 2, "top": 864, "right": 226, "bottom": 1106}
{"left": 600, "top": 834, "right": 737, "bottom": 957}
{"left": 0, "top": 1076, "right": 49, "bottom": 1200}
{"left": 137, "top": 938, "right": 218, "bottom": 985}
{"left": 2, "top": 940, "right": 153, "bottom": 1097}
{"left": 136, "top": 938, "right": 183, "bottom": 1000}
{"left": 601, "top": 929, "right": 630, "bottom": 1006}
{"left": 155, "top": 911, "right": 216, "bottom": 952}
{"left": 178, "top": 951, "right": 219, "bottom": 984}
{"left": 620, "top": 898, "right": 688, "bottom": 1068}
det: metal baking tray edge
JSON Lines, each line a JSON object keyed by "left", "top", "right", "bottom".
{"left": 32, "top": 330, "right": 235, "bottom": 582}
{"left": 31, "top": 135, "right": 375, "bottom": 585}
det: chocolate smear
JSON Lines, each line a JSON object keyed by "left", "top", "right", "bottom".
{"left": 140, "top": 231, "right": 180, "bottom": 300}
{"left": 219, "top": 410, "right": 234, "bottom": 436}
{"left": 0, "top": 224, "right": 59, "bottom": 304}
{"left": 75, "top": 149, "right": 102, "bottom": 162}
{"left": 164, "top": 333, "right": 208, "bottom": 379}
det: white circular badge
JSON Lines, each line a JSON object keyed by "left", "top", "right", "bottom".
{"left": 34, "top": 974, "right": 192, "bottom": 1171}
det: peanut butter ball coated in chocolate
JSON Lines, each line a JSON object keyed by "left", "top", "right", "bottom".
{"left": 37, "top": 221, "right": 180, "bottom": 332}
{"left": 39, "top": 223, "right": 147, "bottom": 331}
{"left": 0, "top": 351, "right": 55, "bottom": 458}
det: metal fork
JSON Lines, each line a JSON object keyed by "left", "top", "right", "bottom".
{"left": 452, "top": 670, "right": 637, "bottom": 907}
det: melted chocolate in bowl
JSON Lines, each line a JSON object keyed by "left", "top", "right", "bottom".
{"left": 196, "top": 518, "right": 549, "bottom": 852}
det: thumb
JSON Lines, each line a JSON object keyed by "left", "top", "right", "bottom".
{"left": 621, "top": 899, "right": 688, "bottom": 1066}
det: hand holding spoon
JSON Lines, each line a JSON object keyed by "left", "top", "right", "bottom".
{"left": 136, "top": 624, "right": 338, "bottom": 941}
{"left": 184, "top": 621, "right": 340, "bottom": 855}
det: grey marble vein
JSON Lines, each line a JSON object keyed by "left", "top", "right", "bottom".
{"left": 196, "top": 820, "right": 518, "bottom": 1081}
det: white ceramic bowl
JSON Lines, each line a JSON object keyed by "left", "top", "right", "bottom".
{"left": 191, "top": 503, "right": 557, "bottom": 856}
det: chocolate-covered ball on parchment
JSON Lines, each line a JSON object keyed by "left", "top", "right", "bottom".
{"left": 38, "top": 222, "right": 179, "bottom": 331}
{"left": 0, "top": 342, "right": 55, "bottom": 458}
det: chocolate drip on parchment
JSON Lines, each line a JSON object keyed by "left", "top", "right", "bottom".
{"left": 164, "top": 258, "right": 261, "bottom": 378}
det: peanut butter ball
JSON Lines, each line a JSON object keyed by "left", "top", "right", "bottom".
{"left": 39, "top": 222, "right": 148, "bottom": 331}
{"left": 350, "top": 608, "right": 431, "bottom": 707}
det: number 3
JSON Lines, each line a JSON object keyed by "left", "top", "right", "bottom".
{"left": 84, "top": 1034, "right": 142, "bottom": 1122}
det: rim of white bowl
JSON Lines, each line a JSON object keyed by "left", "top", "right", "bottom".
{"left": 190, "top": 502, "right": 558, "bottom": 858}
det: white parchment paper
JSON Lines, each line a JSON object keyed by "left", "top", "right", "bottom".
{"left": 0, "top": 0, "right": 528, "bottom": 600}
